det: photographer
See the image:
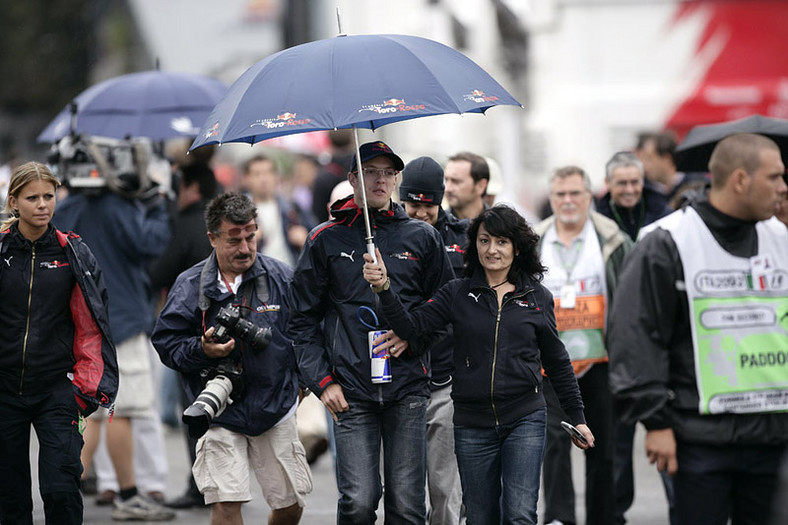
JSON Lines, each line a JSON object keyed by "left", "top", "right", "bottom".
{"left": 152, "top": 192, "right": 311, "bottom": 525}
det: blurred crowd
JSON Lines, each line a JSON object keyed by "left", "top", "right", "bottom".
{"left": 1, "top": 125, "right": 787, "bottom": 525}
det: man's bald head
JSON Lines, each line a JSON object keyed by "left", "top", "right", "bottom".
{"left": 708, "top": 133, "right": 780, "bottom": 188}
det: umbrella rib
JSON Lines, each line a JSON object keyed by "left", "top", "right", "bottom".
{"left": 383, "top": 36, "right": 465, "bottom": 116}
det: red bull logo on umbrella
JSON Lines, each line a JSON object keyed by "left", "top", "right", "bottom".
{"left": 360, "top": 98, "right": 426, "bottom": 115}
{"left": 205, "top": 122, "right": 220, "bottom": 138}
{"left": 251, "top": 111, "right": 311, "bottom": 130}
{"left": 463, "top": 89, "right": 500, "bottom": 104}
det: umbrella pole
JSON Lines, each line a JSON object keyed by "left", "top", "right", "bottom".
{"left": 352, "top": 126, "right": 377, "bottom": 264}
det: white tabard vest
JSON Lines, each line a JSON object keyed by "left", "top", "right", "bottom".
{"left": 541, "top": 219, "right": 609, "bottom": 377}
{"left": 661, "top": 208, "right": 788, "bottom": 414}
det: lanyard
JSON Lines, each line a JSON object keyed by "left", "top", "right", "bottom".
{"left": 357, "top": 306, "right": 380, "bottom": 330}
{"left": 554, "top": 238, "right": 584, "bottom": 281}
{"left": 610, "top": 200, "right": 645, "bottom": 239}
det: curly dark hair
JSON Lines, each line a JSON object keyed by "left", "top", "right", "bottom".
{"left": 205, "top": 192, "right": 257, "bottom": 235}
{"left": 464, "top": 205, "right": 546, "bottom": 283}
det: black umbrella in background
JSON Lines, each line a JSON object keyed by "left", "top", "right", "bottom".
{"left": 675, "top": 114, "right": 788, "bottom": 172}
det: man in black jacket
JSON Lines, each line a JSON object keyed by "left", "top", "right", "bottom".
{"left": 398, "top": 156, "right": 467, "bottom": 525}
{"left": 289, "top": 142, "right": 454, "bottom": 524}
{"left": 595, "top": 151, "right": 671, "bottom": 241}
{"left": 444, "top": 151, "right": 490, "bottom": 221}
{"left": 609, "top": 133, "right": 788, "bottom": 524}
{"left": 149, "top": 162, "right": 217, "bottom": 293}
{"left": 595, "top": 151, "right": 673, "bottom": 524}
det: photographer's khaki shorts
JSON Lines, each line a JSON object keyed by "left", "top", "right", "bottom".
{"left": 193, "top": 415, "right": 312, "bottom": 508}
{"left": 92, "top": 333, "right": 154, "bottom": 420}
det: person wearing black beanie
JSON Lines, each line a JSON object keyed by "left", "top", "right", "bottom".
{"left": 400, "top": 156, "right": 468, "bottom": 525}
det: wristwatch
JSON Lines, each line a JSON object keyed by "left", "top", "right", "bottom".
{"left": 371, "top": 278, "right": 390, "bottom": 293}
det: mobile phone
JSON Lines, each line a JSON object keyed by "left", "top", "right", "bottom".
{"left": 561, "top": 421, "right": 588, "bottom": 445}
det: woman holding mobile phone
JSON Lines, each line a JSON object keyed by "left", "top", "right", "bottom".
{"left": 363, "top": 205, "right": 593, "bottom": 525}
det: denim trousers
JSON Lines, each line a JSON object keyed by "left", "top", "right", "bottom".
{"left": 454, "top": 407, "right": 546, "bottom": 525}
{"left": 333, "top": 393, "right": 429, "bottom": 524}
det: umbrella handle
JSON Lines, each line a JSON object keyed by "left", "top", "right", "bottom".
{"left": 366, "top": 240, "right": 377, "bottom": 265}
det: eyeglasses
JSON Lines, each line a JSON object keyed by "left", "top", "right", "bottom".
{"left": 357, "top": 167, "right": 399, "bottom": 178}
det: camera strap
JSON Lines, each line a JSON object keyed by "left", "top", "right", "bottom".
{"left": 198, "top": 254, "right": 270, "bottom": 314}
{"left": 197, "top": 255, "right": 216, "bottom": 313}
{"left": 239, "top": 273, "right": 269, "bottom": 317}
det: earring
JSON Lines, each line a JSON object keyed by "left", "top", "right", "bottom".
{"left": 12, "top": 209, "right": 19, "bottom": 218}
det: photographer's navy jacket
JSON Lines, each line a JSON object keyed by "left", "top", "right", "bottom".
{"left": 289, "top": 196, "right": 454, "bottom": 403}
{"left": 152, "top": 252, "right": 298, "bottom": 437}
{"left": 0, "top": 225, "right": 118, "bottom": 416}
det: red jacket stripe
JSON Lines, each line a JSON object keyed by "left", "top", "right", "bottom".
{"left": 69, "top": 284, "right": 105, "bottom": 398}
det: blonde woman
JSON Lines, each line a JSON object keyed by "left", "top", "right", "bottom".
{"left": 0, "top": 162, "right": 117, "bottom": 524}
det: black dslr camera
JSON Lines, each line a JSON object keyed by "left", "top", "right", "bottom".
{"left": 181, "top": 305, "right": 273, "bottom": 439}
{"left": 211, "top": 305, "right": 273, "bottom": 351}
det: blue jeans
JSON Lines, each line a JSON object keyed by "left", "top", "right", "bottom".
{"left": 454, "top": 407, "right": 546, "bottom": 525}
{"left": 333, "top": 394, "right": 428, "bottom": 524}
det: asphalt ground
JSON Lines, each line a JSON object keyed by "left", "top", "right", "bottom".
{"left": 26, "top": 422, "right": 670, "bottom": 524}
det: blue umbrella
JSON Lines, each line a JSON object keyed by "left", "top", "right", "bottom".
{"left": 37, "top": 70, "right": 228, "bottom": 143}
{"left": 189, "top": 33, "right": 521, "bottom": 260}
{"left": 190, "top": 33, "right": 521, "bottom": 149}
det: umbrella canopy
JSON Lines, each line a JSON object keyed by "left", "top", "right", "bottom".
{"left": 37, "top": 70, "right": 228, "bottom": 143}
{"left": 675, "top": 114, "right": 788, "bottom": 172}
{"left": 190, "top": 33, "right": 521, "bottom": 149}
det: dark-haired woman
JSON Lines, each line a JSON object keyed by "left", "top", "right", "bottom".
{"left": 0, "top": 162, "right": 117, "bottom": 524}
{"left": 363, "top": 205, "right": 593, "bottom": 525}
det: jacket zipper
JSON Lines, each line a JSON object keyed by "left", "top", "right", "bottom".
{"left": 488, "top": 287, "right": 534, "bottom": 426}
{"left": 19, "top": 245, "right": 36, "bottom": 394}
{"left": 490, "top": 307, "right": 502, "bottom": 425}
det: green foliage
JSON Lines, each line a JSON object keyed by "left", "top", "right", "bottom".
{"left": 0, "top": 0, "right": 94, "bottom": 114}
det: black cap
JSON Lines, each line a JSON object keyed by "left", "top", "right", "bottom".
{"left": 349, "top": 141, "right": 405, "bottom": 172}
{"left": 399, "top": 156, "right": 444, "bottom": 204}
